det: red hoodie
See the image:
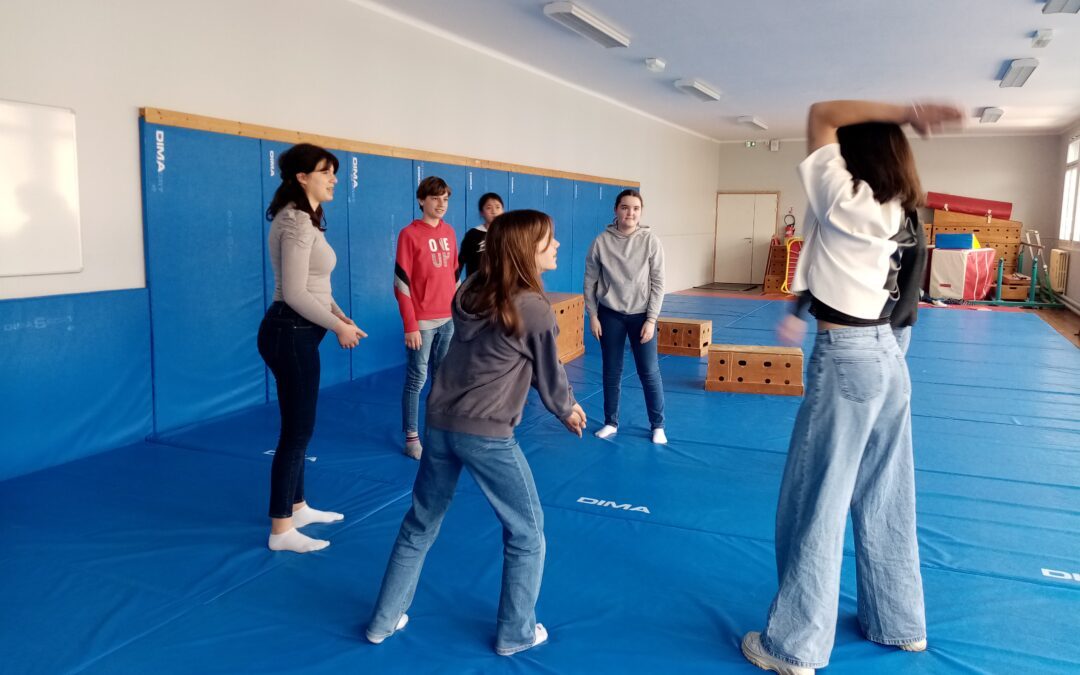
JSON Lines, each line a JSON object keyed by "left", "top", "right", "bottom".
{"left": 394, "top": 220, "right": 459, "bottom": 333}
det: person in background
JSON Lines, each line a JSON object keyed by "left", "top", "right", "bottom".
{"left": 394, "top": 176, "right": 459, "bottom": 460}
{"left": 367, "top": 209, "right": 586, "bottom": 656}
{"left": 260, "top": 143, "right": 366, "bottom": 554}
{"left": 742, "top": 99, "right": 962, "bottom": 675}
{"left": 458, "top": 192, "right": 504, "bottom": 279}
{"left": 583, "top": 189, "right": 667, "bottom": 444}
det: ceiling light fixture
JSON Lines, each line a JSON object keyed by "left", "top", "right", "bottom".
{"left": 1000, "top": 58, "right": 1038, "bottom": 87}
{"left": 737, "top": 115, "right": 769, "bottom": 131}
{"left": 674, "top": 78, "right": 721, "bottom": 102}
{"left": 979, "top": 107, "right": 1004, "bottom": 123}
{"left": 543, "top": 2, "right": 630, "bottom": 48}
{"left": 1032, "top": 29, "right": 1054, "bottom": 48}
{"left": 1043, "top": 0, "right": 1080, "bottom": 14}
{"left": 645, "top": 57, "right": 666, "bottom": 73}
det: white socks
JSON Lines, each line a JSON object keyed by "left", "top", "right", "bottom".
{"left": 292, "top": 505, "right": 344, "bottom": 528}
{"left": 498, "top": 623, "right": 549, "bottom": 656}
{"left": 268, "top": 528, "right": 329, "bottom": 553}
{"left": 594, "top": 424, "right": 618, "bottom": 439}
{"left": 652, "top": 428, "right": 668, "bottom": 445}
{"left": 367, "top": 614, "right": 409, "bottom": 644}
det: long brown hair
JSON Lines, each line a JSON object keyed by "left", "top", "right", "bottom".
{"left": 837, "top": 122, "right": 924, "bottom": 210}
{"left": 462, "top": 209, "right": 553, "bottom": 336}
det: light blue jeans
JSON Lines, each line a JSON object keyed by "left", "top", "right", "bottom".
{"left": 401, "top": 320, "right": 454, "bottom": 434}
{"left": 761, "top": 324, "right": 925, "bottom": 669}
{"left": 366, "top": 428, "right": 546, "bottom": 655}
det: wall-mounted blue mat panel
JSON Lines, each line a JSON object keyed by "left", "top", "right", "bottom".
{"left": 508, "top": 172, "right": 546, "bottom": 212}
{"left": 540, "top": 176, "right": 575, "bottom": 293}
{"left": 571, "top": 181, "right": 603, "bottom": 295}
{"left": 141, "top": 122, "right": 266, "bottom": 432}
{"left": 0, "top": 289, "right": 152, "bottom": 481}
{"left": 259, "top": 141, "right": 352, "bottom": 398}
{"left": 412, "top": 161, "right": 468, "bottom": 244}
{"left": 349, "top": 153, "right": 415, "bottom": 379}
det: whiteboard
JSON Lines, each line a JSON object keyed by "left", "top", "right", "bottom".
{"left": 0, "top": 99, "right": 83, "bottom": 277}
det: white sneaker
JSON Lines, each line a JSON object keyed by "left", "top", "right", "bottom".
{"left": 741, "top": 631, "right": 814, "bottom": 675}
{"left": 594, "top": 424, "right": 618, "bottom": 439}
{"left": 651, "top": 428, "right": 668, "bottom": 444}
{"left": 366, "top": 613, "right": 408, "bottom": 644}
{"left": 497, "top": 623, "right": 548, "bottom": 656}
{"left": 899, "top": 639, "right": 927, "bottom": 652}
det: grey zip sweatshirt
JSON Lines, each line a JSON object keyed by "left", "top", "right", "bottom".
{"left": 426, "top": 280, "right": 577, "bottom": 438}
{"left": 583, "top": 224, "right": 665, "bottom": 319}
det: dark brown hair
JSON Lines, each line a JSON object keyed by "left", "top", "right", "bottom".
{"left": 463, "top": 209, "right": 553, "bottom": 336}
{"left": 614, "top": 188, "right": 644, "bottom": 210}
{"left": 478, "top": 192, "right": 503, "bottom": 212}
{"left": 837, "top": 123, "right": 924, "bottom": 210}
{"left": 265, "top": 143, "right": 339, "bottom": 230}
{"left": 417, "top": 175, "right": 451, "bottom": 201}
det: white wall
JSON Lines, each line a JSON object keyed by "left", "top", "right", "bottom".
{"left": 716, "top": 134, "right": 1062, "bottom": 238}
{"left": 1053, "top": 122, "right": 1080, "bottom": 312}
{"left": 0, "top": 0, "right": 719, "bottom": 300}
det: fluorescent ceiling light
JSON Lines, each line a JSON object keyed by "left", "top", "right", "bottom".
{"left": 1000, "top": 58, "right": 1038, "bottom": 88}
{"left": 543, "top": 2, "right": 629, "bottom": 48}
{"left": 979, "top": 107, "right": 1004, "bottom": 123}
{"left": 737, "top": 115, "right": 769, "bottom": 131}
{"left": 1032, "top": 29, "right": 1054, "bottom": 48}
{"left": 1043, "top": 0, "right": 1080, "bottom": 14}
{"left": 674, "top": 78, "right": 721, "bottom": 102}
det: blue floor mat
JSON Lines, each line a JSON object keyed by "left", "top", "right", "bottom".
{"left": 3, "top": 295, "right": 1078, "bottom": 674}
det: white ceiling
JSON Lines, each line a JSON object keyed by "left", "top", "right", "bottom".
{"left": 359, "top": 0, "right": 1080, "bottom": 142}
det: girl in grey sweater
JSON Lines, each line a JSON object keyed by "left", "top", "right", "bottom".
{"left": 583, "top": 189, "right": 667, "bottom": 444}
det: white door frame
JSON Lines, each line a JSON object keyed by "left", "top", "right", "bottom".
{"left": 713, "top": 191, "right": 781, "bottom": 285}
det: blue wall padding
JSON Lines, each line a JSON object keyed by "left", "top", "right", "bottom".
{"left": 412, "top": 161, "right": 468, "bottom": 242}
{"left": 141, "top": 122, "right": 267, "bottom": 432}
{"left": 349, "top": 153, "right": 415, "bottom": 379}
{"left": 571, "top": 181, "right": 603, "bottom": 294}
{"left": 0, "top": 289, "right": 152, "bottom": 481}
{"left": 259, "top": 141, "right": 352, "bottom": 397}
{"left": 508, "top": 172, "right": 545, "bottom": 212}
{"left": 542, "top": 177, "right": 575, "bottom": 292}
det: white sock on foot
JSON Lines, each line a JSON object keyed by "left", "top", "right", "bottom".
{"left": 899, "top": 639, "right": 927, "bottom": 652}
{"left": 268, "top": 528, "right": 329, "bottom": 553}
{"left": 652, "top": 428, "right": 668, "bottom": 444}
{"left": 292, "top": 505, "right": 344, "bottom": 528}
{"left": 594, "top": 424, "right": 617, "bottom": 439}
{"left": 367, "top": 613, "right": 409, "bottom": 644}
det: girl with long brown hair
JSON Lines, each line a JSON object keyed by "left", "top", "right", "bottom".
{"left": 741, "top": 100, "right": 962, "bottom": 675}
{"left": 366, "top": 209, "right": 586, "bottom": 656}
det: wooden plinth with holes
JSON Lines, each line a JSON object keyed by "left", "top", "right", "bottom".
{"left": 705, "top": 344, "right": 804, "bottom": 396}
{"left": 657, "top": 317, "right": 712, "bottom": 357}
{"left": 546, "top": 292, "right": 585, "bottom": 363}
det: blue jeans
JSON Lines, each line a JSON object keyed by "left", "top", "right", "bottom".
{"left": 367, "top": 428, "right": 546, "bottom": 655}
{"left": 597, "top": 304, "right": 665, "bottom": 429}
{"left": 257, "top": 302, "right": 327, "bottom": 519}
{"left": 401, "top": 320, "right": 454, "bottom": 434}
{"left": 762, "top": 324, "right": 925, "bottom": 669}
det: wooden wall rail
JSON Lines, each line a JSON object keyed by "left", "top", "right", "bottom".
{"left": 141, "top": 108, "right": 638, "bottom": 188}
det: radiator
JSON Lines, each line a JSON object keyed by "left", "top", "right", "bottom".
{"left": 1050, "top": 249, "right": 1069, "bottom": 293}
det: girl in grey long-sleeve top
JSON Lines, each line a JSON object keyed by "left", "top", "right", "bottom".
{"left": 583, "top": 189, "right": 668, "bottom": 444}
{"left": 366, "top": 209, "right": 586, "bottom": 656}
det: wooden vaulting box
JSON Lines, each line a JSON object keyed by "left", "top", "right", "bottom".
{"left": 657, "top": 317, "right": 712, "bottom": 357}
{"left": 546, "top": 292, "right": 585, "bottom": 363}
{"left": 706, "top": 344, "right": 804, "bottom": 396}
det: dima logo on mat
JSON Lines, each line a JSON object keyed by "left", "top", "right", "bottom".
{"left": 155, "top": 131, "right": 165, "bottom": 172}
{"left": 351, "top": 157, "right": 359, "bottom": 189}
{"left": 577, "top": 497, "right": 650, "bottom": 514}
{"left": 1042, "top": 568, "right": 1080, "bottom": 582}
{"left": 269, "top": 150, "right": 276, "bottom": 177}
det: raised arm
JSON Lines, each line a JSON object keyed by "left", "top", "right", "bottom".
{"left": 806, "top": 100, "right": 963, "bottom": 153}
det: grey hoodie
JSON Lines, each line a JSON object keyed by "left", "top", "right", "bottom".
{"left": 426, "top": 280, "right": 576, "bottom": 438}
{"left": 583, "top": 224, "right": 665, "bottom": 319}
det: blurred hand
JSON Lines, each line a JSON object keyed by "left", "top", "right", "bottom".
{"left": 776, "top": 314, "right": 807, "bottom": 347}
{"left": 640, "top": 319, "right": 655, "bottom": 344}
{"left": 404, "top": 330, "right": 422, "bottom": 350}
{"left": 908, "top": 102, "right": 964, "bottom": 137}
{"left": 590, "top": 316, "right": 602, "bottom": 340}
{"left": 335, "top": 322, "right": 363, "bottom": 349}
{"left": 562, "top": 404, "right": 587, "bottom": 437}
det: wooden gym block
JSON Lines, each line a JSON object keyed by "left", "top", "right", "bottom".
{"left": 705, "top": 344, "right": 804, "bottom": 396}
{"left": 546, "top": 292, "right": 585, "bottom": 363}
{"left": 657, "top": 317, "right": 712, "bottom": 357}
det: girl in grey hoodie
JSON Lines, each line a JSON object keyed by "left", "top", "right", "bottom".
{"left": 366, "top": 209, "right": 586, "bottom": 656}
{"left": 583, "top": 189, "right": 667, "bottom": 444}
